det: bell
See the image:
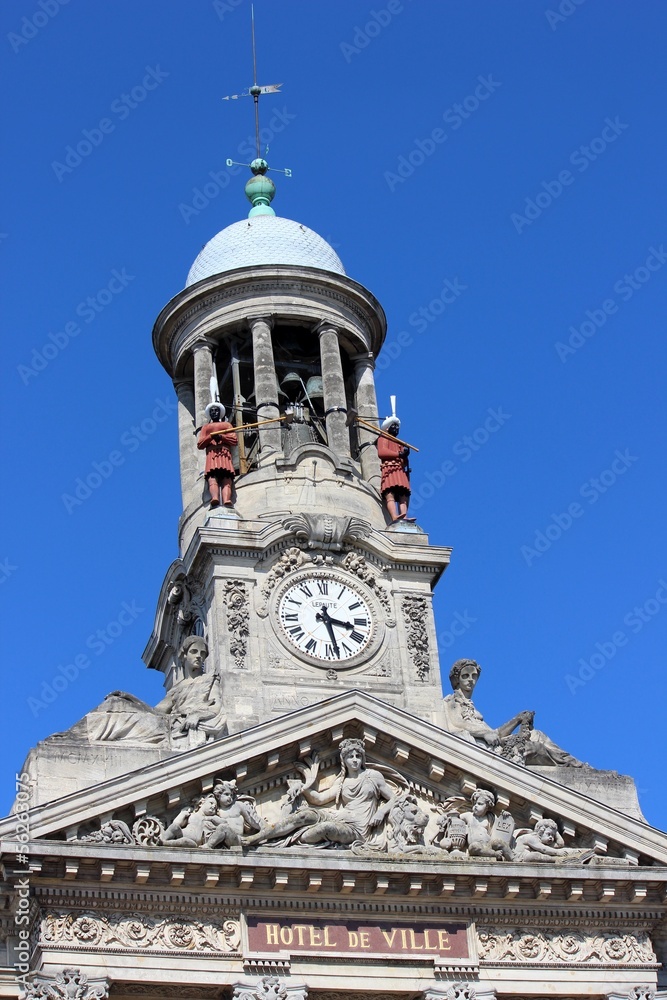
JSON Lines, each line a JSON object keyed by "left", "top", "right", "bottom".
{"left": 304, "top": 376, "right": 324, "bottom": 401}
{"left": 280, "top": 371, "right": 303, "bottom": 400}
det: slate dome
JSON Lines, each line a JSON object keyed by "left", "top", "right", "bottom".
{"left": 186, "top": 215, "right": 345, "bottom": 287}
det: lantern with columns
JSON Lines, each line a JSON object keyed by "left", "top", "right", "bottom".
{"left": 144, "top": 173, "right": 449, "bottom": 729}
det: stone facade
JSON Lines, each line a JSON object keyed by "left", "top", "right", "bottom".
{"left": 2, "top": 164, "right": 666, "bottom": 1000}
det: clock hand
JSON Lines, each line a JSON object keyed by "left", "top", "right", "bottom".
{"left": 315, "top": 608, "right": 340, "bottom": 657}
{"left": 326, "top": 616, "right": 354, "bottom": 630}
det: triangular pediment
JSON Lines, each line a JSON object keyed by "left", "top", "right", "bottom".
{"left": 4, "top": 691, "right": 667, "bottom": 870}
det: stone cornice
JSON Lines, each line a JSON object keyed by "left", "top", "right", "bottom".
{"left": 151, "top": 266, "right": 387, "bottom": 377}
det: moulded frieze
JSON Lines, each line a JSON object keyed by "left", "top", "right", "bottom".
{"left": 41, "top": 909, "right": 241, "bottom": 954}
{"left": 476, "top": 926, "right": 656, "bottom": 966}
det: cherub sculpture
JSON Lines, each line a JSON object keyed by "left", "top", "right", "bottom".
{"left": 433, "top": 788, "right": 514, "bottom": 861}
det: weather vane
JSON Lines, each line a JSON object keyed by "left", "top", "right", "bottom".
{"left": 223, "top": 4, "right": 292, "bottom": 179}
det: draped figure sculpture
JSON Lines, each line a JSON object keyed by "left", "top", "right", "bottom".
{"left": 442, "top": 659, "right": 587, "bottom": 767}
{"left": 242, "top": 739, "right": 397, "bottom": 849}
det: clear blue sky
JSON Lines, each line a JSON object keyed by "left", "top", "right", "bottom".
{"left": 2, "top": 1, "right": 666, "bottom": 827}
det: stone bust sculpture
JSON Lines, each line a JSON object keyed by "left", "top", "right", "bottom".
{"left": 442, "top": 659, "right": 586, "bottom": 767}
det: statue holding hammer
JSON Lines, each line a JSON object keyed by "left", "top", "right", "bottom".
{"left": 375, "top": 397, "right": 413, "bottom": 522}
{"left": 197, "top": 403, "right": 237, "bottom": 509}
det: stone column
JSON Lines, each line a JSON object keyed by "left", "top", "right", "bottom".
{"left": 192, "top": 339, "right": 214, "bottom": 477}
{"left": 174, "top": 378, "right": 198, "bottom": 510}
{"left": 249, "top": 315, "right": 282, "bottom": 460}
{"left": 352, "top": 350, "right": 382, "bottom": 489}
{"left": 317, "top": 321, "right": 350, "bottom": 459}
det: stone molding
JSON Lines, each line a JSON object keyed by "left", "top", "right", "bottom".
{"left": 477, "top": 925, "right": 656, "bottom": 966}
{"left": 24, "top": 968, "right": 109, "bottom": 1000}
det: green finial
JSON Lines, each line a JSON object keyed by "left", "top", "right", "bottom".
{"left": 245, "top": 158, "right": 276, "bottom": 216}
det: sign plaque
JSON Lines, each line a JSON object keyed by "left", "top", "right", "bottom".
{"left": 247, "top": 916, "right": 470, "bottom": 960}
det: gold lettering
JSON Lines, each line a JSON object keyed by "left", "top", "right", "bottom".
{"left": 399, "top": 928, "right": 409, "bottom": 949}
{"left": 323, "top": 926, "right": 336, "bottom": 947}
{"left": 408, "top": 928, "right": 424, "bottom": 951}
{"left": 359, "top": 930, "right": 370, "bottom": 948}
{"left": 423, "top": 928, "right": 438, "bottom": 951}
{"left": 382, "top": 928, "right": 398, "bottom": 948}
{"left": 308, "top": 926, "right": 323, "bottom": 946}
{"left": 348, "top": 930, "right": 359, "bottom": 947}
{"left": 438, "top": 930, "right": 451, "bottom": 952}
{"left": 295, "top": 925, "right": 307, "bottom": 946}
{"left": 265, "top": 924, "right": 279, "bottom": 946}
{"left": 280, "top": 927, "right": 294, "bottom": 946}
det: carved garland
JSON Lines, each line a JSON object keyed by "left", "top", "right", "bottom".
{"left": 401, "top": 595, "right": 431, "bottom": 680}
{"left": 223, "top": 579, "right": 250, "bottom": 669}
{"left": 258, "top": 547, "right": 395, "bottom": 626}
{"left": 476, "top": 926, "right": 656, "bottom": 965}
{"left": 41, "top": 911, "right": 241, "bottom": 954}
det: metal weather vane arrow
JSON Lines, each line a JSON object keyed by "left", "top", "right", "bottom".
{"left": 222, "top": 3, "right": 291, "bottom": 174}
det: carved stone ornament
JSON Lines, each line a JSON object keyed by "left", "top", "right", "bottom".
{"left": 78, "top": 781, "right": 261, "bottom": 849}
{"left": 476, "top": 927, "right": 656, "bottom": 965}
{"left": 258, "top": 547, "right": 311, "bottom": 617}
{"left": 166, "top": 572, "right": 207, "bottom": 651}
{"left": 222, "top": 579, "right": 250, "bottom": 668}
{"left": 233, "top": 979, "right": 307, "bottom": 1000}
{"left": 340, "top": 551, "right": 394, "bottom": 623}
{"left": 42, "top": 911, "right": 241, "bottom": 953}
{"left": 401, "top": 594, "right": 431, "bottom": 680}
{"left": 424, "top": 988, "right": 496, "bottom": 1000}
{"left": 24, "top": 968, "right": 109, "bottom": 1000}
{"left": 282, "top": 513, "right": 371, "bottom": 551}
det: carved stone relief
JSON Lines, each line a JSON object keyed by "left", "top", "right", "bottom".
{"left": 165, "top": 572, "right": 207, "bottom": 655}
{"left": 258, "top": 548, "right": 311, "bottom": 617}
{"left": 223, "top": 579, "right": 250, "bottom": 669}
{"left": 41, "top": 910, "right": 241, "bottom": 953}
{"left": 282, "top": 513, "right": 371, "bottom": 551}
{"left": 476, "top": 926, "right": 656, "bottom": 965}
{"left": 401, "top": 595, "right": 431, "bottom": 680}
{"left": 340, "top": 552, "right": 394, "bottom": 623}
{"left": 233, "top": 980, "right": 307, "bottom": 1000}
{"left": 75, "top": 743, "right": 610, "bottom": 862}
{"left": 24, "top": 968, "right": 109, "bottom": 1000}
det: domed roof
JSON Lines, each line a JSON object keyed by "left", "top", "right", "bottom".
{"left": 186, "top": 215, "right": 345, "bottom": 287}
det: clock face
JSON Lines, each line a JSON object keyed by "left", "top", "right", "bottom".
{"left": 276, "top": 573, "right": 375, "bottom": 665}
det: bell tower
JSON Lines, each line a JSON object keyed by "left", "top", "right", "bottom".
{"left": 143, "top": 161, "right": 451, "bottom": 731}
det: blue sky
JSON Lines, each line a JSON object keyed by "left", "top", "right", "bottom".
{"left": 2, "top": 1, "right": 666, "bottom": 828}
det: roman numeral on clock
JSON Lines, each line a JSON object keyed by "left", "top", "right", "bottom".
{"left": 350, "top": 630, "right": 365, "bottom": 644}
{"left": 316, "top": 580, "right": 328, "bottom": 595}
{"left": 305, "top": 638, "right": 317, "bottom": 654}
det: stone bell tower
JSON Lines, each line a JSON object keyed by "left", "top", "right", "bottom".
{"left": 143, "top": 161, "right": 451, "bottom": 732}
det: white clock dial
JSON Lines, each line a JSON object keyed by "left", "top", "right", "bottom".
{"left": 277, "top": 574, "right": 374, "bottom": 664}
